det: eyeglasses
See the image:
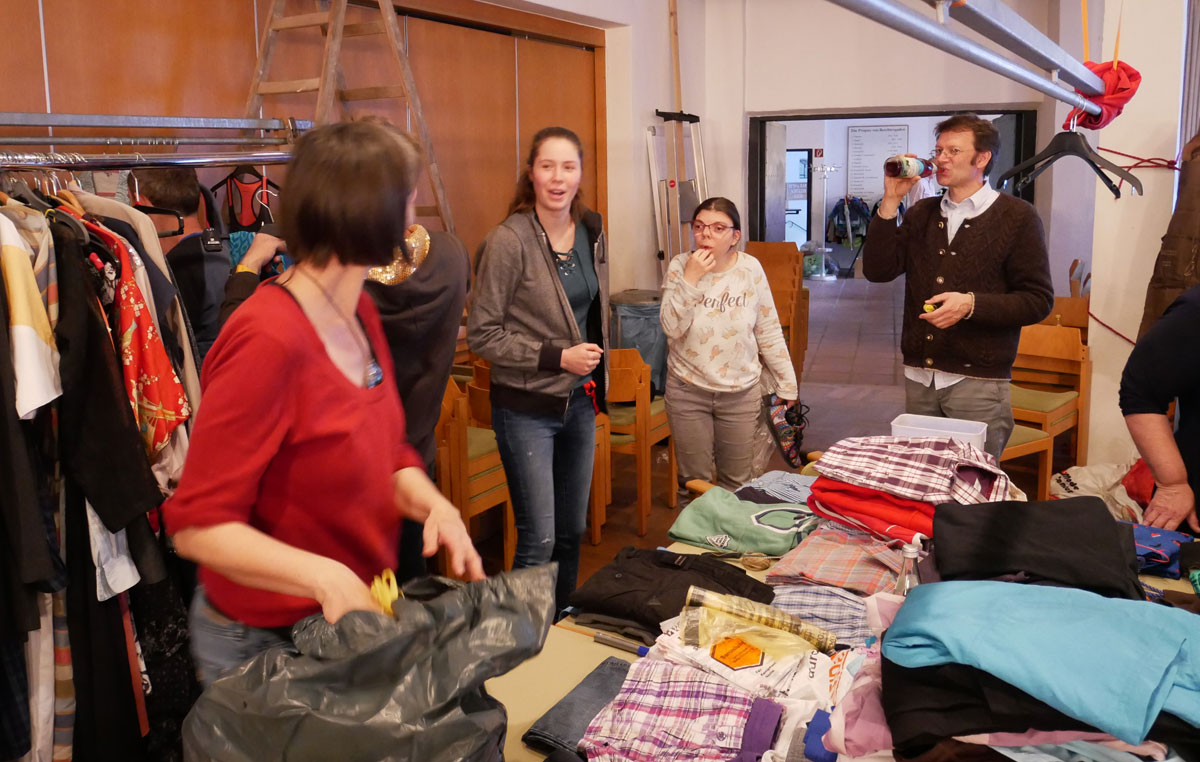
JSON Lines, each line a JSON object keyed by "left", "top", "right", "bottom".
{"left": 691, "top": 221, "right": 732, "bottom": 235}
{"left": 930, "top": 147, "right": 969, "bottom": 159}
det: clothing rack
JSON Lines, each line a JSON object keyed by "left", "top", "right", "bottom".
{"left": 0, "top": 149, "right": 291, "bottom": 171}
{"left": 0, "top": 110, "right": 310, "bottom": 150}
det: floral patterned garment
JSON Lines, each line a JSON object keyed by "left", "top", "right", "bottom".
{"left": 64, "top": 209, "right": 190, "bottom": 454}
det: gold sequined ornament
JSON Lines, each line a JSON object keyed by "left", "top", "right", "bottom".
{"left": 368, "top": 224, "right": 431, "bottom": 285}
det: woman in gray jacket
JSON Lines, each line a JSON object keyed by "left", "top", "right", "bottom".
{"left": 467, "top": 126, "right": 609, "bottom": 612}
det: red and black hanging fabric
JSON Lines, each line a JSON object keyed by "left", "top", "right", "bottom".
{"left": 212, "top": 165, "right": 279, "bottom": 233}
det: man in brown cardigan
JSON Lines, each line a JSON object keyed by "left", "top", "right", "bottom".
{"left": 863, "top": 114, "right": 1053, "bottom": 460}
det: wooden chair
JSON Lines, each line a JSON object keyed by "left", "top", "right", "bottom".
{"left": 999, "top": 425, "right": 1054, "bottom": 501}
{"left": 607, "top": 348, "right": 677, "bottom": 536}
{"left": 744, "top": 241, "right": 809, "bottom": 387}
{"left": 589, "top": 413, "right": 612, "bottom": 545}
{"left": 463, "top": 371, "right": 612, "bottom": 547}
{"left": 1009, "top": 323, "right": 1092, "bottom": 467}
{"left": 435, "top": 380, "right": 515, "bottom": 573}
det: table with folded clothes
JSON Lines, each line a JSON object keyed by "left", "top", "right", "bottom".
{"left": 498, "top": 435, "right": 1200, "bottom": 762}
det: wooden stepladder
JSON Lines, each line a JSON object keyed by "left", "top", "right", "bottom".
{"left": 245, "top": 0, "right": 454, "bottom": 233}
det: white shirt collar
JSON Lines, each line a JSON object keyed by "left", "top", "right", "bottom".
{"left": 941, "top": 180, "right": 997, "bottom": 213}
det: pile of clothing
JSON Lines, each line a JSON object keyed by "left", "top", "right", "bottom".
{"left": 806, "top": 435, "right": 1013, "bottom": 543}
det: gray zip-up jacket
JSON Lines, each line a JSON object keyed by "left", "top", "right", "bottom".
{"left": 468, "top": 209, "right": 610, "bottom": 416}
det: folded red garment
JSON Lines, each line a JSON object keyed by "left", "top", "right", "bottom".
{"left": 1062, "top": 60, "right": 1141, "bottom": 130}
{"left": 811, "top": 476, "right": 936, "bottom": 518}
{"left": 809, "top": 476, "right": 936, "bottom": 542}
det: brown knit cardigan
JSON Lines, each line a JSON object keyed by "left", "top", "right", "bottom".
{"left": 862, "top": 193, "right": 1054, "bottom": 380}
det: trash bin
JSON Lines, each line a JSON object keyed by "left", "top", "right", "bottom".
{"left": 610, "top": 289, "right": 667, "bottom": 397}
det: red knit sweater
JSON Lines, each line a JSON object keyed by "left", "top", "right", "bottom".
{"left": 162, "top": 284, "right": 423, "bottom": 628}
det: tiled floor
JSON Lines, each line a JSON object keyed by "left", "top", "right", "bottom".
{"left": 799, "top": 277, "right": 908, "bottom": 453}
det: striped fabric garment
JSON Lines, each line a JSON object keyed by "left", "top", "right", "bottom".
{"left": 740, "top": 471, "right": 817, "bottom": 505}
{"left": 579, "top": 658, "right": 759, "bottom": 762}
{"left": 769, "top": 584, "right": 871, "bottom": 647}
{"left": 683, "top": 586, "right": 837, "bottom": 653}
{"left": 768, "top": 523, "right": 904, "bottom": 596}
{"left": 814, "top": 436, "right": 1010, "bottom": 504}
{"left": 52, "top": 591, "right": 74, "bottom": 761}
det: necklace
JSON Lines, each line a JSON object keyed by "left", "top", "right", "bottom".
{"left": 291, "top": 266, "right": 384, "bottom": 389}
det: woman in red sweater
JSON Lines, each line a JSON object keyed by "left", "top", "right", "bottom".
{"left": 162, "top": 121, "right": 483, "bottom": 686}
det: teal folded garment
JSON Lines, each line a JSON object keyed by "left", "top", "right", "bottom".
{"left": 667, "top": 486, "right": 819, "bottom": 557}
{"left": 881, "top": 580, "right": 1200, "bottom": 744}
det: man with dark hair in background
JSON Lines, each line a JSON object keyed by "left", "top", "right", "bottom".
{"left": 132, "top": 168, "right": 233, "bottom": 363}
{"left": 862, "top": 113, "right": 1053, "bottom": 460}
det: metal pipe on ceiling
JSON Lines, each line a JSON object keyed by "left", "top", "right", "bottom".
{"left": 826, "top": 0, "right": 1102, "bottom": 117}
{"left": 922, "top": 0, "right": 1105, "bottom": 96}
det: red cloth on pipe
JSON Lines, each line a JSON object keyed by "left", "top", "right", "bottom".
{"left": 808, "top": 476, "right": 935, "bottom": 543}
{"left": 1062, "top": 60, "right": 1141, "bottom": 130}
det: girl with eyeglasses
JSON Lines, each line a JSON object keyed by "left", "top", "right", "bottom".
{"left": 660, "top": 197, "right": 798, "bottom": 491}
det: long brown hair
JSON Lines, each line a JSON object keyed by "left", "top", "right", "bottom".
{"left": 506, "top": 126, "right": 585, "bottom": 222}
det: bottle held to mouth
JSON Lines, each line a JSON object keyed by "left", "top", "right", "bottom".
{"left": 884, "top": 155, "right": 935, "bottom": 179}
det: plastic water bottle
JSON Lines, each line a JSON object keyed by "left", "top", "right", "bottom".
{"left": 884, "top": 155, "right": 935, "bottom": 179}
{"left": 893, "top": 543, "right": 922, "bottom": 596}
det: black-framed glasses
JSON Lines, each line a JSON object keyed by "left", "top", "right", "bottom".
{"left": 691, "top": 221, "right": 731, "bottom": 235}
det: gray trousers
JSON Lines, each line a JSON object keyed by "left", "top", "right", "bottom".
{"left": 904, "top": 376, "right": 1014, "bottom": 461}
{"left": 665, "top": 372, "right": 762, "bottom": 491}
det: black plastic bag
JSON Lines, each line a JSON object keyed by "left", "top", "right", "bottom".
{"left": 182, "top": 565, "right": 556, "bottom": 761}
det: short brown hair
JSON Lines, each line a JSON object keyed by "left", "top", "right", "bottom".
{"left": 507, "top": 126, "right": 585, "bottom": 222}
{"left": 131, "top": 168, "right": 200, "bottom": 216}
{"left": 281, "top": 120, "right": 421, "bottom": 267}
{"left": 693, "top": 197, "right": 742, "bottom": 231}
{"left": 936, "top": 113, "right": 1000, "bottom": 176}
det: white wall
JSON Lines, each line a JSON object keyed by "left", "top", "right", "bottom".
{"left": 483, "top": 0, "right": 709, "bottom": 293}
{"left": 1086, "top": 0, "right": 1189, "bottom": 466}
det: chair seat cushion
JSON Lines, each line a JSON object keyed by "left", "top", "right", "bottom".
{"left": 1006, "top": 424, "right": 1049, "bottom": 449}
{"left": 607, "top": 397, "right": 666, "bottom": 427}
{"left": 1010, "top": 385, "right": 1078, "bottom": 413}
{"left": 610, "top": 433, "right": 636, "bottom": 447}
{"left": 466, "top": 426, "right": 499, "bottom": 460}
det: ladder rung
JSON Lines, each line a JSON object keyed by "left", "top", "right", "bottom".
{"left": 339, "top": 85, "right": 408, "bottom": 102}
{"left": 258, "top": 78, "right": 321, "bottom": 95}
{"left": 272, "top": 11, "right": 332, "bottom": 30}
{"left": 414, "top": 206, "right": 442, "bottom": 217}
{"left": 342, "top": 21, "right": 384, "bottom": 37}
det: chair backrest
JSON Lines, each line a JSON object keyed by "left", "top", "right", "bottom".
{"left": 743, "top": 241, "right": 802, "bottom": 331}
{"left": 472, "top": 358, "right": 491, "bottom": 390}
{"left": 1039, "top": 296, "right": 1090, "bottom": 343}
{"left": 1012, "top": 324, "right": 1090, "bottom": 393}
{"left": 742, "top": 241, "right": 807, "bottom": 384}
{"left": 466, "top": 381, "right": 491, "bottom": 427}
{"left": 605, "top": 365, "right": 643, "bottom": 405}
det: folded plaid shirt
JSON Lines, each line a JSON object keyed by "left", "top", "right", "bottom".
{"left": 769, "top": 584, "right": 871, "bottom": 647}
{"left": 814, "top": 436, "right": 1010, "bottom": 504}
{"left": 767, "top": 523, "right": 904, "bottom": 596}
{"left": 580, "top": 658, "right": 761, "bottom": 762}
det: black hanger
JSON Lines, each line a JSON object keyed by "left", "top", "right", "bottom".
{"left": 997, "top": 130, "right": 1143, "bottom": 199}
{"left": 44, "top": 207, "right": 89, "bottom": 247}
{"left": 1, "top": 174, "right": 54, "bottom": 212}
{"left": 210, "top": 164, "right": 281, "bottom": 194}
{"left": 133, "top": 204, "right": 185, "bottom": 237}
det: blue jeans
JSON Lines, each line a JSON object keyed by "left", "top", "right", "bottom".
{"left": 189, "top": 587, "right": 294, "bottom": 688}
{"left": 492, "top": 390, "right": 596, "bottom": 612}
